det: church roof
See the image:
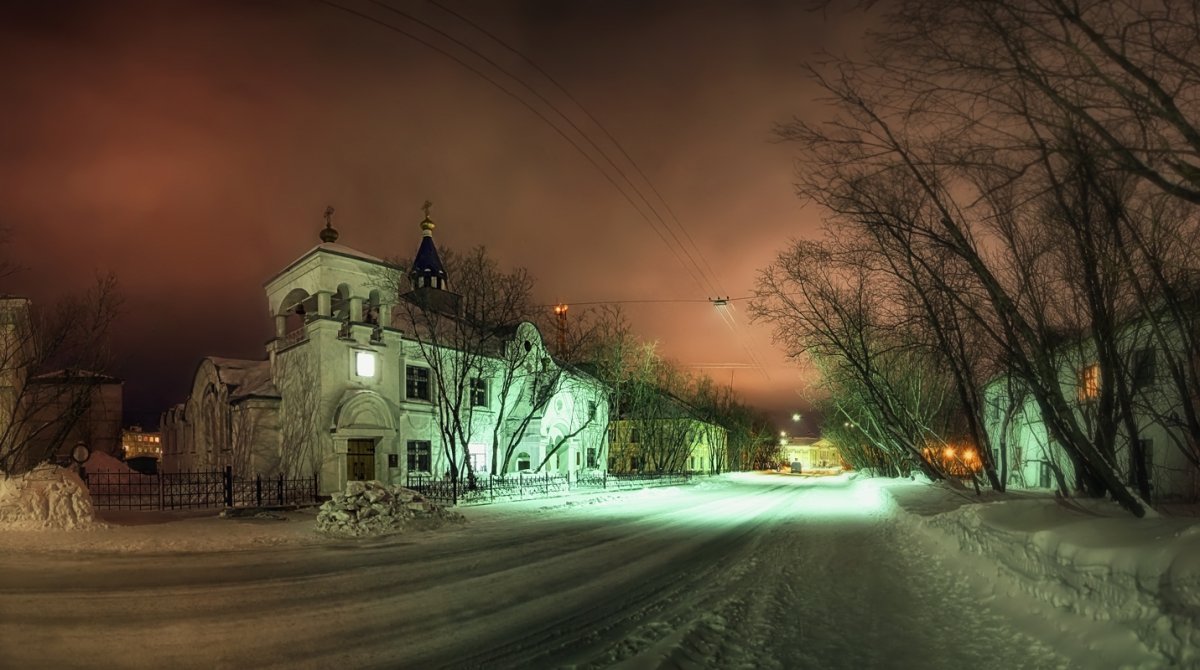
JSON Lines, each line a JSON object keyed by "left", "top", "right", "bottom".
{"left": 207, "top": 357, "right": 280, "bottom": 400}
{"left": 411, "top": 235, "right": 446, "bottom": 280}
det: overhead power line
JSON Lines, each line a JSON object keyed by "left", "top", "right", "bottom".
{"left": 317, "top": 0, "right": 772, "bottom": 376}
{"left": 422, "top": 0, "right": 727, "bottom": 297}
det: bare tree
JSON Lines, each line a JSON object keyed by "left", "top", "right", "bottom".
{"left": 0, "top": 274, "right": 121, "bottom": 473}
{"left": 758, "top": 0, "right": 1200, "bottom": 515}
{"left": 275, "top": 347, "right": 323, "bottom": 479}
{"left": 384, "top": 246, "right": 536, "bottom": 485}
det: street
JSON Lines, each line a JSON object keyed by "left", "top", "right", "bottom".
{"left": 0, "top": 474, "right": 1127, "bottom": 669}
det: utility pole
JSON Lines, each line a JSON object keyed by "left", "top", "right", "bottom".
{"left": 553, "top": 303, "right": 568, "bottom": 357}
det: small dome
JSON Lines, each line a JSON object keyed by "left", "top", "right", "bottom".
{"left": 320, "top": 205, "right": 339, "bottom": 243}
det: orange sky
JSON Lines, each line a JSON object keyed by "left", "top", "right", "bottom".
{"left": 0, "top": 0, "right": 867, "bottom": 432}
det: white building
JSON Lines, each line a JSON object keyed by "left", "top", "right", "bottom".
{"left": 161, "top": 208, "right": 609, "bottom": 494}
{"left": 983, "top": 314, "right": 1200, "bottom": 501}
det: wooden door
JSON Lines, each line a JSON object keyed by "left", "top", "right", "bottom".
{"left": 347, "top": 439, "right": 376, "bottom": 481}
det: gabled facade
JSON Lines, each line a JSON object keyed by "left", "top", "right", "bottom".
{"left": 161, "top": 208, "right": 608, "bottom": 494}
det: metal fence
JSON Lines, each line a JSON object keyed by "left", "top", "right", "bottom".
{"left": 81, "top": 465, "right": 320, "bottom": 511}
{"left": 406, "top": 471, "right": 693, "bottom": 506}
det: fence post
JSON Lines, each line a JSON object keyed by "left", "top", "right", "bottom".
{"left": 158, "top": 472, "right": 164, "bottom": 510}
{"left": 223, "top": 465, "right": 233, "bottom": 507}
{"left": 277, "top": 473, "right": 283, "bottom": 505}
{"left": 452, "top": 476, "right": 458, "bottom": 506}
{"left": 313, "top": 473, "right": 319, "bottom": 502}
{"left": 255, "top": 475, "right": 262, "bottom": 507}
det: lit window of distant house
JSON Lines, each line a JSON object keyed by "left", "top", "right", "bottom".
{"left": 1078, "top": 363, "right": 1101, "bottom": 401}
{"left": 517, "top": 452, "right": 531, "bottom": 471}
{"left": 406, "top": 366, "right": 430, "bottom": 401}
{"left": 355, "top": 351, "right": 376, "bottom": 377}
{"left": 470, "top": 378, "right": 488, "bottom": 408}
{"left": 630, "top": 428, "right": 640, "bottom": 443}
{"left": 406, "top": 440, "right": 431, "bottom": 472}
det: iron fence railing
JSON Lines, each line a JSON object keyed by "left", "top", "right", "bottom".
{"left": 81, "top": 466, "right": 320, "bottom": 510}
{"left": 406, "top": 470, "right": 693, "bottom": 506}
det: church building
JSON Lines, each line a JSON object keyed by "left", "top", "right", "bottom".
{"left": 160, "top": 206, "right": 609, "bottom": 494}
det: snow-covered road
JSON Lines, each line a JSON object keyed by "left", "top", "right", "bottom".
{"left": 0, "top": 474, "right": 1136, "bottom": 669}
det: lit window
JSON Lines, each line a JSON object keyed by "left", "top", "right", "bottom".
{"left": 1079, "top": 364, "right": 1100, "bottom": 401}
{"left": 356, "top": 351, "right": 376, "bottom": 377}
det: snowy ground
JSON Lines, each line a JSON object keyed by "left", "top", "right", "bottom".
{"left": 0, "top": 472, "right": 1187, "bottom": 669}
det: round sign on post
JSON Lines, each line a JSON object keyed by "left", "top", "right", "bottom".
{"left": 71, "top": 442, "right": 90, "bottom": 466}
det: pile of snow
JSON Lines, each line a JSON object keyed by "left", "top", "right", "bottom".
{"left": 316, "top": 481, "right": 465, "bottom": 537}
{"left": 882, "top": 480, "right": 1200, "bottom": 667}
{"left": 84, "top": 450, "right": 137, "bottom": 474}
{"left": 0, "top": 463, "right": 102, "bottom": 530}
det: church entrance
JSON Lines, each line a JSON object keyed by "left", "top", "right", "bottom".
{"left": 346, "top": 439, "right": 376, "bottom": 481}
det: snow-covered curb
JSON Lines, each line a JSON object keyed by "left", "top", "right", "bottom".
{"left": 877, "top": 479, "right": 1199, "bottom": 667}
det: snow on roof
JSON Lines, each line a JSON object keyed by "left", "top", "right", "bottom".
{"left": 206, "top": 357, "right": 279, "bottom": 399}
{"left": 30, "top": 369, "right": 122, "bottom": 384}
{"left": 265, "top": 242, "right": 402, "bottom": 287}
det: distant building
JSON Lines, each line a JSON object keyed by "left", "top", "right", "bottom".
{"left": 161, "top": 207, "right": 608, "bottom": 494}
{"left": 30, "top": 370, "right": 123, "bottom": 466}
{"left": 780, "top": 436, "right": 841, "bottom": 471}
{"left": 121, "top": 426, "right": 161, "bottom": 474}
{"left": 607, "top": 389, "right": 727, "bottom": 474}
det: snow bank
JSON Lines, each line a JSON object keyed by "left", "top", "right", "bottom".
{"left": 881, "top": 480, "right": 1200, "bottom": 666}
{"left": 316, "top": 480, "right": 465, "bottom": 537}
{"left": 0, "top": 463, "right": 102, "bottom": 530}
{"left": 84, "top": 450, "right": 136, "bottom": 473}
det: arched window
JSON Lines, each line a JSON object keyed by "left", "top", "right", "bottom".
{"left": 516, "top": 452, "right": 531, "bottom": 471}
{"left": 366, "top": 289, "right": 382, "bottom": 325}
